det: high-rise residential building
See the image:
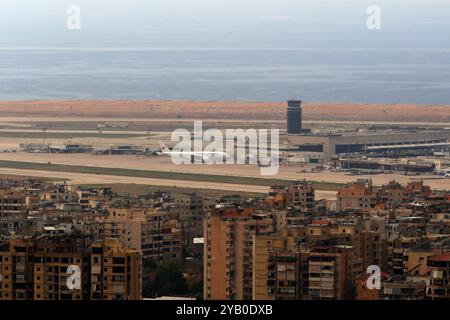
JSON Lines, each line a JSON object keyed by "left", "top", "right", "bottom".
{"left": 253, "top": 228, "right": 308, "bottom": 300}
{"left": 0, "top": 235, "right": 141, "bottom": 300}
{"left": 361, "top": 230, "right": 388, "bottom": 271}
{"left": 0, "top": 238, "right": 35, "bottom": 299}
{"left": 90, "top": 238, "right": 141, "bottom": 300}
{"left": 307, "top": 245, "right": 362, "bottom": 300}
{"left": 203, "top": 206, "right": 273, "bottom": 300}
{"left": 253, "top": 227, "right": 364, "bottom": 300}
{"left": 174, "top": 193, "right": 215, "bottom": 253}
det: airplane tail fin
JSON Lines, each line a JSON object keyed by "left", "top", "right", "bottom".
{"left": 159, "top": 142, "right": 171, "bottom": 153}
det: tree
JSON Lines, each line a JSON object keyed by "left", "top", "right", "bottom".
{"left": 144, "top": 260, "right": 188, "bottom": 297}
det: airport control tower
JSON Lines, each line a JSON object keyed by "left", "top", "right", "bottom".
{"left": 287, "top": 100, "right": 302, "bottom": 134}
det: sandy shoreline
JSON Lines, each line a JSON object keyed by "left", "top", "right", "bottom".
{"left": 0, "top": 100, "right": 448, "bottom": 123}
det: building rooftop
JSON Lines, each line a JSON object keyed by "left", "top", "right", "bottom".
{"left": 429, "top": 252, "right": 450, "bottom": 262}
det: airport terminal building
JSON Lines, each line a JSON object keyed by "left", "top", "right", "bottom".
{"left": 286, "top": 130, "right": 450, "bottom": 161}
{"left": 283, "top": 100, "right": 450, "bottom": 161}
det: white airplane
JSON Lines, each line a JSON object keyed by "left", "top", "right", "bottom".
{"left": 158, "top": 142, "right": 228, "bottom": 161}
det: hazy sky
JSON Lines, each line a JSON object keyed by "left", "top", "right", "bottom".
{"left": 1, "top": 0, "right": 450, "bottom": 48}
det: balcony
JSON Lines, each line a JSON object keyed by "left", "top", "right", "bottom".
{"left": 113, "top": 285, "right": 125, "bottom": 294}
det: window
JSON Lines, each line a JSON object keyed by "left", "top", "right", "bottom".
{"left": 92, "top": 248, "right": 103, "bottom": 254}
{"left": 113, "top": 257, "right": 125, "bottom": 264}
{"left": 112, "top": 266, "right": 125, "bottom": 273}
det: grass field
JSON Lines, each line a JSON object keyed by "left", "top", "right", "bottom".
{"left": 0, "top": 160, "right": 345, "bottom": 191}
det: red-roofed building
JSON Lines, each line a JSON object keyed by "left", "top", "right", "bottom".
{"left": 427, "top": 253, "right": 450, "bottom": 300}
{"left": 310, "top": 220, "right": 331, "bottom": 226}
{"left": 337, "top": 179, "right": 377, "bottom": 213}
{"left": 355, "top": 272, "right": 389, "bottom": 300}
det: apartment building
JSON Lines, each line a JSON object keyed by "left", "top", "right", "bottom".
{"left": 338, "top": 180, "right": 433, "bottom": 213}
{"left": 0, "top": 238, "right": 34, "bottom": 299}
{"left": 405, "top": 248, "right": 442, "bottom": 279}
{"left": 355, "top": 272, "right": 385, "bottom": 300}
{"left": 0, "top": 189, "right": 28, "bottom": 217}
{"left": 174, "top": 193, "right": 215, "bottom": 253}
{"left": 426, "top": 253, "right": 450, "bottom": 300}
{"left": 303, "top": 220, "right": 387, "bottom": 270}
{"left": 85, "top": 207, "right": 182, "bottom": 264}
{"left": 355, "top": 273, "right": 425, "bottom": 300}
{"left": 41, "top": 188, "right": 78, "bottom": 203}
{"left": 289, "top": 181, "right": 315, "bottom": 212}
{"left": 380, "top": 279, "right": 426, "bottom": 300}
{"left": 0, "top": 216, "right": 46, "bottom": 238}
{"left": 337, "top": 179, "right": 377, "bottom": 213}
{"left": 204, "top": 206, "right": 273, "bottom": 300}
{"left": 361, "top": 230, "right": 388, "bottom": 271}
{"left": 90, "top": 238, "right": 141, "bottom": 300}
{"left": 0, "top": 235, "right": 141, "bottom": 300}
{"left": 253, "top": 227, "right": 365, "bottom": 300}
{"left": 253, "top": 228, "right": 308, "bottom": 300}
{"left": 268, "top": 181, "right": 315, "bottom": 212}
{"left": 307, "top": 245, "right": 362, "bottom": 300}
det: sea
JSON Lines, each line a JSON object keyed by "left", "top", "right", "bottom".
{"left": 1, "top": 0, "right": 449, "bottom": 104}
